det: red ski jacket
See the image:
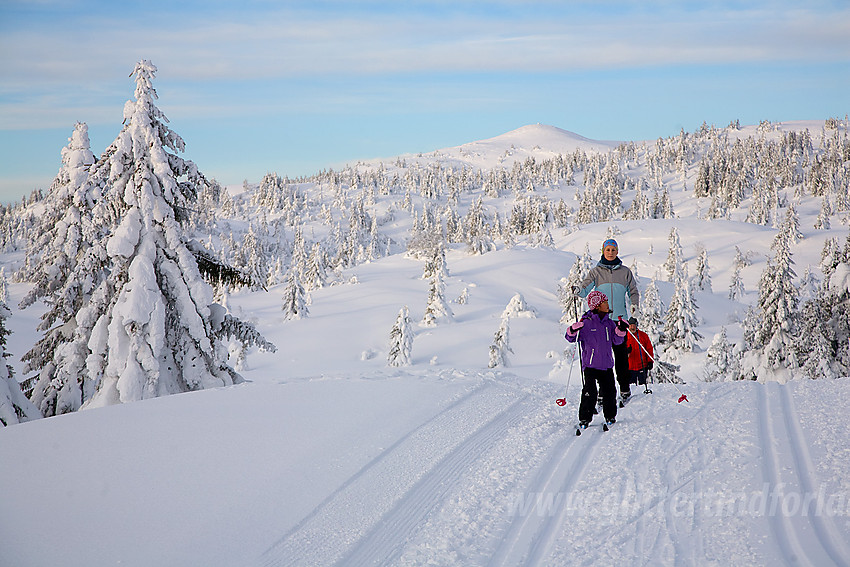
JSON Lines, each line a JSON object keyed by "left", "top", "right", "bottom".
{"left": 626, "top": 329, "right": 654, "bottom": 371}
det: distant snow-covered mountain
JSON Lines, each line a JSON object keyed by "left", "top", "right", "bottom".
{"left": 360, "top": 123, "right": 621, "bottom": 172}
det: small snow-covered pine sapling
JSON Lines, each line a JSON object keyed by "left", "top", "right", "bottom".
{"left": 388, "top": 306, "right": 413, "bottom": 367}
{"left": 488, "top": 317, "right": 513, "bottom": 368}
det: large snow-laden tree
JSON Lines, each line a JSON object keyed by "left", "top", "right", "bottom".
{"left": 18, "top": 122, "right": 100, "bottom": 416}
{"left": 42, "top": 60, "right": 274, "bottom": 409}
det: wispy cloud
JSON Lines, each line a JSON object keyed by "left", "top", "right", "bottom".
{"left": 4, "top": 3, "right": 848, "bottom": 78}
{"left": 1, "top": 1, "right": 848, "bottom": 130}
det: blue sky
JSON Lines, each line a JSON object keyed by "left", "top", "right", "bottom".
{"left": 1, "top": 0, "right": 848, "bottom": 204}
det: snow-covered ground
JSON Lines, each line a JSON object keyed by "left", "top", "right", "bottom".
{"left": 2, "top": 122, "right": 850, "bottom": 566}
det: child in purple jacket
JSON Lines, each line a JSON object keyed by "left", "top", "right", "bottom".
{"left": 565, "top": 290, "right": 628, "bottom": 428}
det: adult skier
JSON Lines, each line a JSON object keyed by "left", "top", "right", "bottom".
{"left": 575, "top": 238, "right": 639, "bottom": 403}
{"left": 625, "top": 317, "right": 654, "bottom": 390}
{"left": 565, "top": 290, "right": 628, "bottom": 431}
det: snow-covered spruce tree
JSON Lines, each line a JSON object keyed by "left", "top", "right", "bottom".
{"left": 240, "top": 224, "right": 270, "bottom": 291}
{"left": 18, "top": 123, "right": 121, "bottom": 416}
{"left": 814, "top": 195, "right": 832, "bottom": 230}
{"left": 623, "top": 178, "right": 651, "bottom": 220}
{"left": 387, "top": 306, "right": 413, "bottom": 367}
{"left": 281, "top": 270, "right": 309, "bottom": 320}
{"left": 303, "top": 242, "right": 329, "bottom": 291}
{"left": 703, "top": 326, "right": 739, "bottom": 382}
{"left": 16, "top": 122, "right": 95, "bottom": 285}
{"left": 784, "top": 204, "right": 803, "bottom": 244}
{"left": 16, "top": 123, "right": 99, "bottom": 415}
{"left": 423, "top": 241, "right": 448, "bottom": 281}
{"left": 640, "top": 277, "right": 664, "bottom": 345}
{"left": 48, "top": 60, "right": 273, "bottom": 409}
{"left": 820, "top": 237, "right": 842, "bottom": 280}
{"left": 558, "top": 278, "right": 576, "bottom": 325}
{"left": 421, "top": 269, "right": 452, "bottom": 327}
{"left": 462, "top": 197, "right": 494, "bottom": 255}
{"left": 488, "top": 317, "right": 512, "bottom": 368}
{"left": 652, "top": 185, "right": 675, "bottom": 219}
{"left": 694, "top": 245, "right": 712, "bottom": 291}
{"left": 728, "top": 247, "right": 746, "bottom": 301}
{"left": 0, "top": 273, "right": 41, "bottom": 425}
{"left": 740, "top": 226, "right": 800, "bottom": 381}
{"left": 661, "top": 264, "right": 702, "bottom": 357}
{"left": 560, "top": 245, "right": 593, "bottom": 324}
{"left": 663, "top": 227, "right": 683, "bottom": 281}
{"left": 796, "top": 233, "right": 850, "bottom": 379}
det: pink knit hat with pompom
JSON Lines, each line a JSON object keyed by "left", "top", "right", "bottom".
{"left": 587, "top": 290, "right": 608, "bottom": 311}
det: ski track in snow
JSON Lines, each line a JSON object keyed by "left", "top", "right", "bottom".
{"left": 486, "top": 415, "right": 603, "bottom": 567}
{"left": 336, "top": 394, "right": 536, "bottom": 567}
{"left": 260, "top": 378, "right": 529, "bottom": 567}
{"left": 758, "top": 382, "right": 850, "bottom": 567}
{"left": 263, "top": 380, "right": 850, "bottom": 567}
{"left": 254, "top": 378, "right": 850, "bottom": 567}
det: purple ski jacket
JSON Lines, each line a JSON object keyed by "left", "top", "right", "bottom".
{"left": 564, "top": 310, "right": 626, "bottom": 371}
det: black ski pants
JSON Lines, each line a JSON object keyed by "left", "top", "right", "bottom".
{"left": 579, "top": 367, "right": 617, "bottom": 423}
{"left": 613, "top": 341, "right": 630, "bottom": 395}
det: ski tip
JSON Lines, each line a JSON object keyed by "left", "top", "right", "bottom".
{"left": 602, "top": 423, "right": 609, "bottom": 431}
{"left": 575, "top": 428, "right": 582, "bottom": 436}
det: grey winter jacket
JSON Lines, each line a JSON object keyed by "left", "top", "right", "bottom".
{"left": 578, "top": 258, "right": 639, "bottom": 320}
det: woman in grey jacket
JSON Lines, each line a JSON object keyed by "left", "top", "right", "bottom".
{"left": 575, "top": 239, "right": 639, "bottom": 403}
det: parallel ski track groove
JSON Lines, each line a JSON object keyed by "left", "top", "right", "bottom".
{"left": 778, "top": 385, "right": 850, "bottom": 566}
{"left": 498, "top": 393, "right": 652, "bottom": 566}
{"left": 260, "top": 379, "right": 501, "bottom": 567}
{"left": 522, "top": 422, "right": 605, "bottom": 566}
{"left": 335, "top": 393, "right": 535, "bottom": 567}
{"left": 486, "top": 430, "right": 580, "bottom": 567}
{"left": 758, "top": 383, "right": 814, "bottom": 567}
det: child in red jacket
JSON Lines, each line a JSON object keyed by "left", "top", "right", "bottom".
{"left": 625, "top": 317, "right": 654, "bottom": 387}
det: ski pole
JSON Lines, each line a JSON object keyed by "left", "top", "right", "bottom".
{"left": 624, "top": 326, "right": 689, "bottom": 403}
{"left": 556, "top": 329, "right": 579, "bottom": 407}
{"left": 557, "top": 292, "right": 583, "bottom": 406}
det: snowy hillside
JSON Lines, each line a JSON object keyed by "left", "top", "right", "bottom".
{"left": 2, "top": 109, "right": 850, "bottom": 566}
{"left": 364, "top": 124, "right": 621, "bottom": 171}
